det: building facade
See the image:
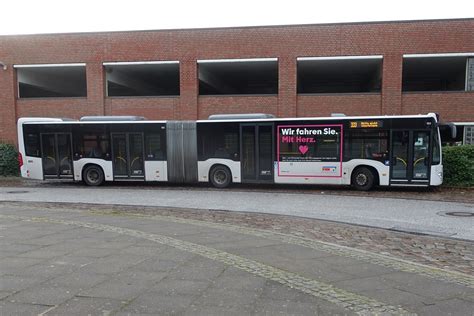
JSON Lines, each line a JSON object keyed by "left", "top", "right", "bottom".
{"left": 1, "top": 18, "right": 473, "bottom": 144}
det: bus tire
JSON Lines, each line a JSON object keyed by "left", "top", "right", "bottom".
{"left": 210, "top": 165, "right": 231, "bottom": 188}
{"left": 83, "top": 165, "right": 104, "bottom": 186}
{"left": 351, "top": 167, "right": 375, "bottom": 191}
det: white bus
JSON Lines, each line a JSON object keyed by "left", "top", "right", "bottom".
{"left": 17, "top": 113, "right": 445, "bottom": 190}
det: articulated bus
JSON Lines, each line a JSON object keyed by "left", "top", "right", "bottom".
{"left": 18, "top": 113, "right": 445, "bottom": 191}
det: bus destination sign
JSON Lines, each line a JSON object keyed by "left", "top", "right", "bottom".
{"left": 350, "top": 120, "right": 383, "bottom": 128}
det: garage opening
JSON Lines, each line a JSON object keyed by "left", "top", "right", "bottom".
{"left": 297, "top": 56, "right": 382, "bottom": 94}
{"left": 16, "top": 64, "right": 87, "bottom": 98}
{"left": 105, "top": 61, "right": 180, "bottom": 97}
{"left": 402, "top": 56, "right": 469, "bottom": 92}
{"left": 198, "top": 58, "right": 278, "bottom": 95}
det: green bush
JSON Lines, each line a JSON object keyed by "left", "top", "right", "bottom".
{"left": 442, "top": 145, "right": 474, "bottom": 187}
{"left": 0, "top": 143, "right": 19, "bottom": 176}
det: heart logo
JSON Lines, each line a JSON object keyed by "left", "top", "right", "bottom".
{"left": 298, "top": 145, "right": 309, "bottom": 155}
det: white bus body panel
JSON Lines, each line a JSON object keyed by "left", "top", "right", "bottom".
{"left": 275, "top": 161, "right": 344, "bottom": 185}
{"left": 342, "top": 159, "right": 390, "bottom": 186}
{"left": 22, "top": 157, "right": 43, "bottom": 180}
{"left": 74, "top": 160, "right": 169, "bottom": 182}
{"left": 145, "top": 161, "right": 168, "bottom": 181}
{"left": 430, "top": 164, "right": 443, "bottom": 186}
{"left": 198, "top": 159, "right": 241, "bottom": 183}
{"left": 73, "top": 159, "right": 113, "bottom": 181}
{"left": 274, "top": 159, "right": 390, "bottom": 186}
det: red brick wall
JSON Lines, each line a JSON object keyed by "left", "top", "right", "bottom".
{"left": 381, "top": 54, "right": 403, "bottom": 115}
{"left": 179, "top": 60, "right": 198, "bottom": 120}
{"left": 1, "top": 19, "right": 473, "bottom": 144}
{"left": 105, "top": 97, "right": 179, "bottom": 120}
{"left": 402, "top": 92, "right": 474, "bottom": 121}
{"left": 198, "top": 96, "right": 278, "bottom": 119}
{"left": 278, "top": 57, "right": 297, "bottom": 117}
{"left": 0, "top": 67, "right": 17, "bottom": 144}
{"left": 297, "top": 94, "right": 382, "bottom": 117}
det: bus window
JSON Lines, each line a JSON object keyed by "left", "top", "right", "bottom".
{"left": 344, "top": 131, "right": 388, "bottom": 162}
{"left": 83, "top": 135, "right": 109, "bottom": 158}
{"left": 145, "top": 134, "right": 166, "bottom": 160}
{"left": 23, "top": 125, "right": 41, "bottom": 157}
{"left": 73, "top": 125, "right": 110, "bottom": 160}
{"left": 25, "top": 133, "right": 40, "bottom": 157}
{"left": 413, "top": 131, "right": 430, "bottom": 179}
{"left": 198, "top": 123, "right": 239, "bottom": 161}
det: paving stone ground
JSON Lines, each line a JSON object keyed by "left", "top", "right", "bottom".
{"left": 1, "top": 201, "right": 473, "bottom": 315}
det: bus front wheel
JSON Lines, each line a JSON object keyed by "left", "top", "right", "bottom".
{"left": 83, "top": 165, "right": 104, "bottom": 186}
{"left": 210, "top": 165, "right": 231, "bottom": 188}
{"left": 351, "top": 167, "right": 375, "bottom": 191}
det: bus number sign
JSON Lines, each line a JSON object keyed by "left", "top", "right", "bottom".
{"left": 350, "top": 121, "right": 383, "bottom": 128}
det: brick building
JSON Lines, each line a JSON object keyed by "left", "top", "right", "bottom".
{"left": 1, "top": 18, "right": 473, "bottom": 145}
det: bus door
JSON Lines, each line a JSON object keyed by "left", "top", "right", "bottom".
{"left": 40, "top": 133, "right": 73, "bottom": 179}
{"left": 111, "top": 133, "right": 145, "bottom": 179}
{"left": 390, "top": 130, "right": 430, "bottom": 185}
{"left": 240, "top": 123, "right": 274, "bottom": 183}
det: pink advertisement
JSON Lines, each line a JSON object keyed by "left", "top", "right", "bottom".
{"left": 277, "top": 124, "right": 343, "bottom": 178}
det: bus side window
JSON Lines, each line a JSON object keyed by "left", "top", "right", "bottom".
{"left": 83, "top": 135, "right": 109, "bottom": 159}
{"left": 198, "top": 123, "right": 239, "bottom": 161}
{"left": 214, "top": 133, "right": 239, "bottom": 159}
{"left": 74, "top": 124, "right": 110, "bottom": 160}
{"left": 345, "top": 130, "right": 388, "bottom": 162}
{"left": 25, "top": 133, "right": 40, "bottom": 157}
{"left": 145, "top": 134, "right": 165, "bottom": 160}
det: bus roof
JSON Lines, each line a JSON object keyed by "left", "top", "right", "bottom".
{"left": 19, "top": 113, "right": 438, "bottom": 125}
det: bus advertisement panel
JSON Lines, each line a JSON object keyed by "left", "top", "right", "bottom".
{"left": 277, "top": 124, "right": 343, "bottom": 177}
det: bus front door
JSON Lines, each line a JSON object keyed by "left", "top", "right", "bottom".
{"left": 390, "top": 130, "right": 430, "bottom": 185}
{"left": 240, "top": 124, "right": 274, "bottom": 183}
{"left": 111, "top": 133, "right": 145, "bottom": 179}
{"left": 40, "top": 133, "right": 73, "bottom": 179}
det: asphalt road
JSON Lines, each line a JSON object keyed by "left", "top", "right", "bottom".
{"left": 0, "top": 185, "right": 473, "bottom": 240}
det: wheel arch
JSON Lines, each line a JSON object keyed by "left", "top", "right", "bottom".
{"left": 351, "top": 164, "right": 380, "bottom": 187}
{"left": 209, "top": 163, "right": 233, "bottom": 188}
{"left": 208, "top": 163, "right": 233, "bottom": 181}
{"left": 81, "top": 163, "right": 105, "bottom": 180}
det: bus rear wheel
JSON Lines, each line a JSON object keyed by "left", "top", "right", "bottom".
{"left": 83, "top": 165, "right": 104, "bottom": 186}
{"left": 210, "top": 165, "right": 231, "bottom": 188}
{"left": 351, "top": 167, "right": 375, "bottom": 191}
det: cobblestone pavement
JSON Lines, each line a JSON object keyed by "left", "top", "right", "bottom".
{"left": 1, "top": 201, "right": 473, "bottom": 315}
